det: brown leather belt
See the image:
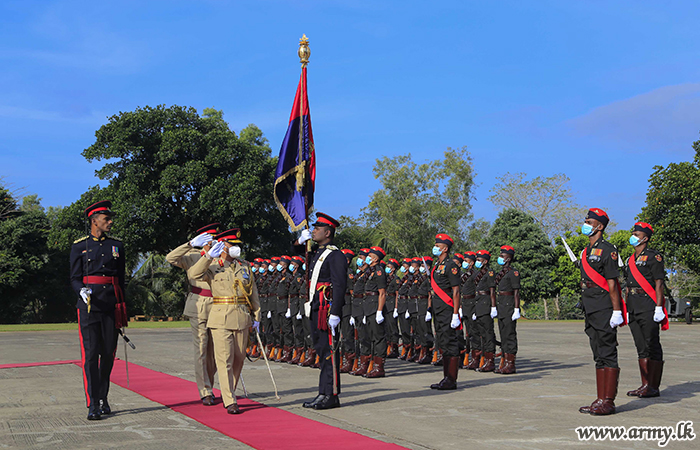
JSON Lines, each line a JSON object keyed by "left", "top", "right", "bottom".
{"left": 365, "top": 291, "right": 379, "bottom": 295}
{"left": 581, "top": 281, "right": 598, "bottom": 289}
{"left": 190, "top": 286, "right": 213, "bottom": 297}
{"left": 461, "top": 294, "right": 476, "bottom": 299}
{"left": 476, "top": 290, "right": 489, "bottom": 295}
{"left": 499, "top": 291, "right": 514, "bottom": 296}
{"left": 277, "top": 295, "right": 288, "bottom": 299}
{"left": 631, "top": 288, "right": 650, "bottom": 296}
{"left": 353, "top": 293, "right": 365, "bottom": 298}
{"left": 411, "top": 296, "right": 429, "bottom": 299}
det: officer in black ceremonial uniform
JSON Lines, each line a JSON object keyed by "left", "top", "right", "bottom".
{"left": 429, "top": 234, "right": 463, "bottom": 390}
{"left": 363, "top": 247, "right": 389, "bottom": 378}
{"left": 578, "top": 208, "right": 624, "bottom": 416}
{"left": 494, "top": 245, "right": 521, "bottom": 374}
{"left": 385, "top": 258, "right": 402, "bottom": 358}
{"left": 297, "top": 213, "right": 347, "bottom": 410}
{"left": 339, "top": 249, "right": 356, "bottom": 372}
{"left": 473, "top": 250, "right": 497, "bottom": 372}
{"left": 625, "top": 222, "right": 667, "bottom": 399}
{"left": 69, "top": 200, "right": 125, "bottom": 420}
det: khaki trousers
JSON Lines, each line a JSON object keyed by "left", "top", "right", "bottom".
{"left": 189, "top": 317, "right": 217, "bottom": 398}
{"left": 210, "top": 327, "right": 249, "bottom": 408}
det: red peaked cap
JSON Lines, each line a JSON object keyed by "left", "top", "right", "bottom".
{"left": 358, "top": 248, "right": 370, "bottom": 256}
{"left": 463, "top": 251, "right": 477, "bottom": 260}
{"left": 476, "top": 250, "right": 491, "bottom": 261}
{"left": 341, "top": 249, "right": 355, "bottom": 257}
{"left": 85, "top": 200, "right": 113, "bottom": 218}
{"left": 402, "top": 258, "right": 412, "bottom": 264}
{"left": 388, "top": 258, "right": 400, "bottom": 268}
{"left": 634, "top": 222, "right": 654, "bottom": 236}
{"left": 412, "top": 256, "right": 432, "bottom": 265}
{"left": 196, "top": 222, "right": 221, "bottom": 235}
{"left": 263, "top": 259, "right": 271, "bottom": 264}
{"left": 586, "top": 208, "right": 610, "bottom": 227}
{"left": 280, "top": 255, "right": 292, "bottom": 263}
{"left": 369, "top": 246, "right": 386, "bottom": 259}
{"left": 216, "top": 228, "right": 242, "bottom": 244}
{"left": 271, "top": 256, "right": 281, "bottom": 261}
{"left": 312, "top": 212, "right": 340, "bottom": 229}
{"left": 500, "top": 245, "right": 515, "bottom": 255}
{"left": 292, "top": 256, "right": 305, "bottom": 262}
{"left": 453, "top": 252, "right": 464, "bottom": 263}
{"left": 435, "top": 233, "right": 454, "bottom": 248}
{"left": 253, "top": 258, "right": 263, "bottom": 264}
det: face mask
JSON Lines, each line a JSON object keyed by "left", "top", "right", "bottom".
{"left": 251, "top": 267, "right": 257, "bottom": 273}
{"left": 581, "top": 223, "right": 596, "bottom": 236}
{"left": 419, "top": 266, "right": 426, "bottom": 273}
{"left": 276, "top": 264, "right": 284, "bottom": 272}
{"left": 357, "top": 258, "right": 364, "bottom": 267}
{"left": 365, "top": 256, "right": 373, "bottom": 265}
{"left": 432, "top": 246, "right": 442, "bottom": 256}
{"left": 356, "top": 269, "right": 360, "bottom": 274}
{"left": 475, "top": 261, "right": 483, "bottom": 269}
{"left": 400, "top": 266, "right": 407, "bottom": 273}
{"left": 290, "top": 264, "right": 296, "bottom": 271}
{"left": 302, "top": 263, "right": 306, "bottom": 270}
{"left": 409, "top": 266, "right": 416, "bottom": 273}
{"left": 462, "top": 261, "right": 469, "bottom": 269}
{"left": 385, "top": 267, "right": 392, "bottom": 274}
{"left": 268, "top": 266, "right": 274, "bottom": 272}
{"left": 228, "top": 246, "right": 241, "bottom": 258}
{"left": 629, "top": 235, "right": 645, "bottom": 247}
{"left": 497, "top": 256, "right": 506, "bottom": 266}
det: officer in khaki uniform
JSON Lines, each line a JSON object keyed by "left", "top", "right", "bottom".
{"left": 191, "top": 228, "right": 261, "bottom": 415}
{"left": 165, "top": 223, "right": 221, "bottom": 406}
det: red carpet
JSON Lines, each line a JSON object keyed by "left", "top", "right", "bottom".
{"left": 0, "top": 359, "right": 79, "bottom": 369}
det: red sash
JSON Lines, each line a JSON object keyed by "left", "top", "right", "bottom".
{"left": 83, "top": 275, "right": 128, "bottom": 329}
{"left": 580, "top": 248, "right": 627, "bottom": 326}
{"left": 628, "top": 253, "right": 669, "bottom": 331}
{"left": 431, "top": 263, "right": 462, "bottom": 330}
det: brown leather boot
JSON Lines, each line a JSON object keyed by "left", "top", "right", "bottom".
{"left": 639, "top": 360, "right": 663, "bottom": 398}
{"left": 430, "top": 357, "right": 450, "bottom": 389}
{"left": 387, "top": 343, "right": 399, "bottom": 358}
{"left": 351, "top": 355, "right": 371, "bottom": 376}
{"left": 301, "top": 349, "right": 315, "bottom": 367}
{"left": 580, "top": 368, "right": 605, "bottom": 413}
{"left": 364, "top": 356, "right": 386, "bottom": 378}
{"left": 265, "top": 344, "right": 274, "bottom": 359}
{"left": 494, "top": 354, "right": 506, "bottom": 373}
{"left": 397, "top": 344, "right": 407, "bottom": 360}
{"left": 290, "top": 347, "right": 302, "bottom": 364}
{"left": 431, "top": 349, "right": 444, "bottom": 366}
{"left": 459, "top": 349, "right": 468, "bottom": 369}
{"left": 476, "top": 352, "right": 495, "bottom": 372}
{"left": 590, "top": 367, "right": 619, "bottom": 415}
{"left": 312, "top": 354, "right": 320, "bottom": 368}
{"left": 408, "top": 345, "right": 420, "bottom": 362}
{"left": 466, "top": 350, "right": 481, "bottom": 370}
{"left": 627, "top": 358, "right": 649, "bottom": 397}
{"left": 417, "top": 346, "right": 432, "bottom": 364}
{"left": 340, "top": 353, "right": 355, "bottom": 373}
{"left": 276, "top": 346, "right": 286, "bottom": 362}
{"left": 436, "top": 356, "right": 459, "bottom": 390}
{"left": 499, "top": 354, "right": 516, "bottom": 374}
{"left": 281, "top": 346, "right": 293, "bottom": 363}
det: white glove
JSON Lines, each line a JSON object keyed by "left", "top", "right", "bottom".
{"left": 80, "top": 287, "right": 92, "bottom": 304}
{"left": 267, "top": 311, "right": 272, "bottom": 319}
{"left": 450, "top": 313, "right": 461, "bottom": 329}
{"left": 610, "top": 310, "right": 624, "bottom": 328}
{"left": 285, "top": 308, "right": 291, "bottom": 318}
{"left": 511, "top": 308, "right": 520, "bottom": 321}
{"left": 252, "top": 321, "right": 260, "bottom": 332}
{"left": 393, "top": 308, "right": 398, "bottom": 318}
{"left": 490, "top": 307, "right": 498, "bottom": 319}
{"left": 653, "top": 306, "right": 665, "bottom": 323}
{"left": 350, "top": 316, "right": 356, "bottom": 326}
{"left": 296, "top": 311, "right": 302, "bottom": 320}
{"left": 405, "top": 310, "right": 410, "bottom": 319}
{"left": 299, "top": 229, "right": 312, "bottom": 244}
{"left": 425, "top": 311, "right": 432, "bottom": 322}
{"left": 208, "top": 241, "right": 225, "bottom": 258}
{"left": 376, "top": 310, "right": 384, "bottom": 324}
{"left": 472, "top": 313, "right": 477, "bottom": 321}
{"left": 190, "top": 232, "right": 212, "bottom": 248}
{"left": 459, "top": 307, "right": 463, "bottom": 317}
{"left": 362, "top": 316, "right": 367, "bottom": 325}
{"left": 328, "top": 314, "right": 341, "bottom": 336}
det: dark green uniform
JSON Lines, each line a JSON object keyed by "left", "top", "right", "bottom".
{"left": 257, "top": 271, "right": 271, "bottom": 346}
{"left": 460, "top": 269, "right": 478, "bottom": 350}
{"left": 385, "top": 272, "right": 401, "bottom": 347}
{"left": 431, "top": 258, "right": 461, "bottom": 357}
{"left": 276, "top": 269, "right": 294, "bottom": 352}
{"left": 353, "top": 268, "right": 371, "bottom": 356}
{"left": 363, "top": 265, "right": 388, "bottom": 358}
{"left": 341, "top": 268, "right": 355, "bottom": 354}
{"left": 473, "top": 267, "right": 496, "bottom": 353}
{"left": 397, "top": 272, "right": 413, "bottom": 349}
{"left": 289, "top": 270, "right": 305, "bottom": 350}
{"left": 408, "top": 272, "right": 433, "bottom": 348}
{"left": 496, "top": 267, "right": 520, "bottom": 355}
{"left": 625, "top": 249, "right": 665, "bottom": 360}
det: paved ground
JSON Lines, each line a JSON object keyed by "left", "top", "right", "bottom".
{"left": 1, "top": 321, "right": 698, "bottom": 450}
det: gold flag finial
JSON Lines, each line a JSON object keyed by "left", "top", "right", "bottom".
{"left": 298, "top": 34, "right": 310, "bottom": 67}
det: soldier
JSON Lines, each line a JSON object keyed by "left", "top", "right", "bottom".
{"left": 625, "top": 222, "right": 667, "bottom": 398}
{"left": 248, "top": 258, "right": 264, "bottom": 358}
{"left": 191, "top": 228, "right": 260, "bottom": 414}
{"left": 460, "top": 252, "right": 480, "bottom": 369}
{"left": 288, "top": 256, "right": 306, "bottom": 364}
{"left": 267, "top": 256, "right": 283, "bottom": 361}
{"left": 257, "top": 259, "right": 271, "bottom": 351}
{"left": 494, "top": 245, "right": 520, "bottom": 374}
{"left": 428, "top": 234, "right": 462, "bottom": 390}
{"left": 166, "top": 223, "right": 221, "bottom": 406}
{"left": 363, "top": 247, "right": 389, "bottom": 378}
{"left": 340, "top": 249, "right": 356, "bottom": 372}
{"left": 385, "top": 259, "right": 401, "bottom": 358}
{"left": 412, "top": 257, "right": 435, "bottom": 364}
{"left": 472, "top": 250, "right": 497, "bottom": 372}
{"left": 70, "top": 200, "right": 125, "bottom": 420}
{"left": 275, "top": 256, "right": 295, "bottom": 362}
{"left": 350, "top": 249, "right": 372, "bottom": 375}
{"left": 577, "top": 208, "right": 624, "bottom": 416}
{"left": 298, "top": 261, "right": 317, "bottom": 368}
{"left": 396, "top": 258, "right": 413, "bottom": 360}
{"left": 296, "top": 213, "right": 347, "bottom": 410}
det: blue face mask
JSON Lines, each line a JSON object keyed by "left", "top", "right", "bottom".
{"left": 356, "top": 269, "right": 360, "bottom": 274}
{"left": 276, "top": 264, "right": 283, "bottom": 272}
{"left": 252, "top": 267, "right": 258, "bottom": 273}
{"left": 475, "top": 260, "right": 483, "bottom": 269}
{"left": 409, "top": 266, "right": 416, "bottom": 273}
{"left": 268, "top": 266, "right": 274, "bottom": 272}
{"left": 357, "top": 258, "right": 364, "bottom": 267}
{"left": 365, "top": 256, "right": 373, "bottom": 265}
{"left": 385, "top": 266, "right": 392, "bottom": 274}
{"left": 419, "top": 266, "right": 426, "bottom": 273}
{"left": 497, "top": 257, "right": 506, "bottom": 266}
{"left": 462, "top": 261, "right": 469, "bottom": 269}
{"left": 581, "top": 223, "right": 595, "bottom": 236}
{"left": 290, "top": 264, "right": 296, "bottom": 271}
{"left": 432, "top": 246, "right": 442, "bottom": 256}
{"left": 400, "top": 266, "right": 407, "bottom": 273}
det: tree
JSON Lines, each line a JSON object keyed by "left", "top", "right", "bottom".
{"left": 126, "top": 253, "right": 185, "bottom": 317}
{"left": 362, "top": 146, "right": 476, "bottom": 257}
{"left": 638, "top": 137, "right": 700, "bottom": 274}
{"left": 480, "top": 208, "right": 555, "bottom": 304}
{"left": 489, "top": 172, "right": 587, "bottom": 243}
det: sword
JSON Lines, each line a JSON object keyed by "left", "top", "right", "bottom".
{"left": 239, "top": 372, "right": 249, "bottom": 398}
{"left": 120, "top": 328, "right": 130, "bottom": 387}
{"left": 255, "top": 330, "right": 280, "bottom": 400}
{"left": 328, "top": 324, "right": 338, "bottom": 396}
{"left": 560, "top": 236, "right": 578, "bottom": 263}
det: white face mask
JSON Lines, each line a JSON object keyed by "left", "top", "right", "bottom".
{"left": 228, "top": 246, "right": 241, "bottom": 258}
{"left": 419, "top": 266, "right": 426, "bottom": 273}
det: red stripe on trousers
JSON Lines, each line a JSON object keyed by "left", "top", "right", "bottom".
{"left": 77, "top": 308, "right": 90, "bottom": 407}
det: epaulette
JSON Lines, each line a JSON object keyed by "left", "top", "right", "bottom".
{"left": 327, "top": 245, "right": 339, "bottom": 251}
{"left": 74, "top": 236, "right": 88, "bottom": 244}
{"left": 107, "top": 235, "right": 122, "bottom": 242}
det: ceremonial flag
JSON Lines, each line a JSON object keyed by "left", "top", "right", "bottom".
{"left": 274, "top": 66, "right": 316, "bottom": 231}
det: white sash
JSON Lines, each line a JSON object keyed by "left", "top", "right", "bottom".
{"left": 304, "top": 246, "right": 337, "bottom": 317}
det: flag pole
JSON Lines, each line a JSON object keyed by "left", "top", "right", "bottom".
{"left": 298, "top": 35, "right": 312, "bottom": 258}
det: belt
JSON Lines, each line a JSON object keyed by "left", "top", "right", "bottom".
{"left": 631, "top": 288, "right": 650, "bottom": 296}
{"left": 83, "top": 276, "right": 119, "bottom": 285}
{"left": 461, "top": 294, "right": 476, "bottom": 299}
{"left": 411, "top": 296, "right": 429, "bottom": 299}
{"left": 499, "top": 291, "right": 514, "bottom": 296}
{"left": 476, "top": 290, "right": 489, "bottom": 295}
{"left": 353, "top": 294, "right": 365, "bottom": 298}
{"left": 365, "top": 291, "right": 379, "bottom": 296}
{"left": 316, "top": 282, "right": 331, "bottom": 289}
{"left": 581, "top": 281, "right": 598, "bottom": 289}
{"left": 212, "top": 297, "right": 248, "bottom": 305}
{"left": 277, "top": 295, "right": 289, "bottom": 300}
{"left": 190, "top": 286, "right": 212, "bottom": 297}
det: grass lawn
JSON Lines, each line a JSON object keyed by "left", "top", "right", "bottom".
{"left": 0, "top": 321, "right": 190, "bottom": 332}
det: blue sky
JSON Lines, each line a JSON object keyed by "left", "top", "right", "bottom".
{"left": 1, "top": 0, "right": 699, "bottom": 231}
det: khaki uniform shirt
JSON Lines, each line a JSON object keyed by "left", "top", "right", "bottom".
{"left": 166, "top": 243, "right": 218, "bottom": 319}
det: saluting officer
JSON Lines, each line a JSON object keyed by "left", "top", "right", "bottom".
{"left": 70, "top": 200, "right": 125, "bottom": 420}
{"left": 191, "top": 228, "right": 260, "bottom": 415}
{"left": 578, "top": 208, "right": 624, "bottom": 416}
{"left": 494, "top": 245, "right": 521, "bottom": 374}
{"left": 363, "top": 247, "right": 389, "bottom": 378}
{"left": 472, "top": 250, "right": 497, "bottom": 372}
{"left": 625, "top": 222, "right": 667, "bottom": 398}
{"left": 296, "top": 213, "right": 347, "bottom": 410}
{"left": 428, "top": 234, "right": 463, "bottom": 390}
{"left": 166, "top": 223, "right": 221, "bottom": 406}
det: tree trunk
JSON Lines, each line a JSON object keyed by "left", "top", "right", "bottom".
{"left": 543, "top": 298, "right": 549, "bottom": 320}
{"left": 554, "top": 295, "right": 561, "bottom": 320}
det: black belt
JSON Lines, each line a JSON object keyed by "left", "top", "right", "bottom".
{"left": 630, "top": 288, "right": 650, "bottom": 296}
{"left": 353, "top": 294, "right": 365, "bottom": 298}
{"left": 277, "top": 295, "right": 288, "bottom": 299}
{"left": 365, "top": 291, "right": 379, "bottom": 295}
{"left": 499, "top": 291, "right": 514, "bottom": 296}
{"left": 581, "top": 281, "right": 598, "bottom": 289}
{"left": 476, "top": 290, "right": 489, "bottom": 295}
{"left": 411, "top": 296, "right": 429, "bottom": 299}
{"left": 461, "top": 294, "right": 475, "bottom": 299}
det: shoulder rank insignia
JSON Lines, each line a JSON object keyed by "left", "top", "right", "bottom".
{"left": 74, "top": 236, "right": 88, "bottom": 244}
